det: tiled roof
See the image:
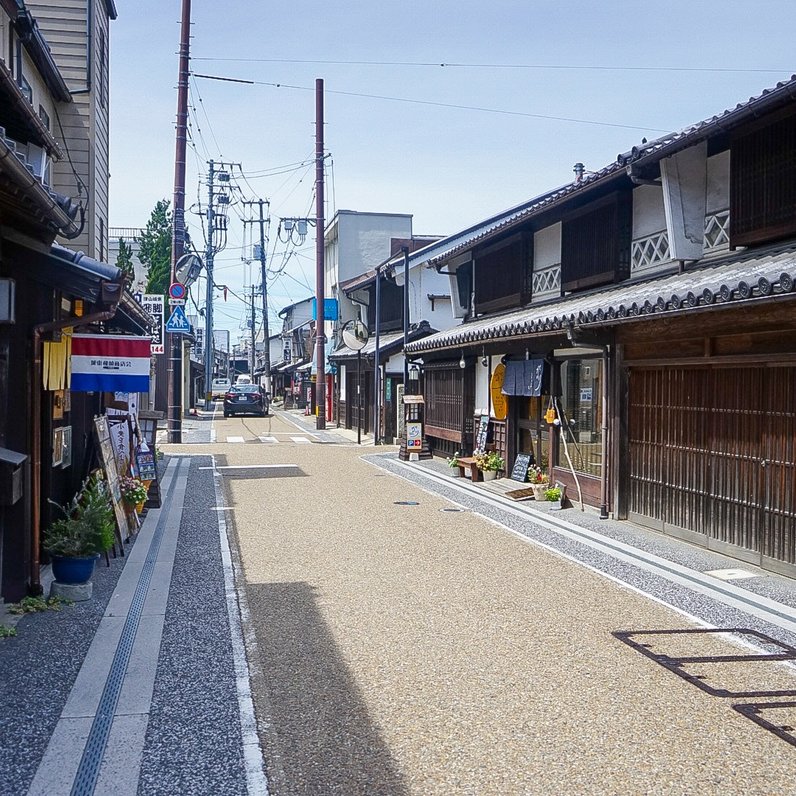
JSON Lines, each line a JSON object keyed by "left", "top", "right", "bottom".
{"left": 330, "top": 322, "right": 434, "bottom": 360}
{"left": 406, "top": 245, "right": 796, "bottom": 354}
{"left": 407, "top": 74, "right": 796, "bottom": 271}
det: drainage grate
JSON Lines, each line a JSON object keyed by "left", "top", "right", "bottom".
{"left": 70, "top": 461, "right": 183, "bottom": 795}
{"left": 222, "top": 466, "right": 307, "bottom": 479}
{"left": 613, "top": 628, "right": 796, "bottom": 698}
{"left": 440, "top": 507, "right": 467, "bottom": 512}
{"left": 733, "top": 701, "right": 796, "bottom": 748}
{"left": 394, "top": 500, "right": 419, "bottom": 506}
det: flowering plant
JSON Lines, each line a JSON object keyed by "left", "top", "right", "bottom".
{"left": 119, "top": 476, "right": 148, "bottom": 506}
{"left": 446, "top": 451, "right": 461, "bottom": 468}
{"left": 474, "top": 449, "right": 504, "bottom": 472}
{"left": 526, "top": 465, "right": 547, "bottom": 485}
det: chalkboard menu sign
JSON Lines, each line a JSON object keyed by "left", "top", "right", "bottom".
{"left": 510, "top": 453, "right": 533, "bottom": 482}
{"left": 135, "top": 446, "right": 157, "bottom": 481}
{"left": 474, "top": 415, "right": 490, "bottom": 451}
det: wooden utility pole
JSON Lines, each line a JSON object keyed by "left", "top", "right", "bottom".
{"left": 315, "top": 78, "right": 326, "bottom": 429}
{"left": 167, "top": 0, "right": 191, "bottom": 442}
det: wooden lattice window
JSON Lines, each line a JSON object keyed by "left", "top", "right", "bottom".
{"left": 474, "top": 233, "right": 532, "bottom": 314}
{"left": 561, "top": 192, "right": 632, "bottom": 292}
{"left": 730, "top": 107, "right": 796, "bottom": 247}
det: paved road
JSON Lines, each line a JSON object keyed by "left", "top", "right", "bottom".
{"left": 205, "top": 410, "right": 796, "bottom": 795}
{"left": 6, "top": 407, "right": 794, "bottom": 795}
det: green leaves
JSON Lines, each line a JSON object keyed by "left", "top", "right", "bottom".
{"left": 136, "top": 199, "right": 173, "bottom": 296}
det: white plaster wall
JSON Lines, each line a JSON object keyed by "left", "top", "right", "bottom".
{"left": 339, "top": 364, "right": 346, "bottom": 399}
{"left": 706, "top": 151, "right": 730, "bottom": 213}
{"left": 335, "top": 212, "right": 412, "bottom": 284}
{"left": 534, "top": 223, "right": 561, "bottom": 269}
{"left": 632, "top": 185, "right": 667, "bottom": 238}
{"left": 414, "top": 266, "right": 458, "bottom": 331}
{"left": 475, "top": 358, "right": 490, "bottom": 416}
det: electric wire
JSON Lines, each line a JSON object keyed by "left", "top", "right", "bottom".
{"left": 191, "top": 72, "right": 669, "bottom": 133}
{"left": 191, "top": 56, "right": 786, "bottom": 74}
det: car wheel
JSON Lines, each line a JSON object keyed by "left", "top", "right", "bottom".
{"left": 223, "top": 411, "right": 229, "bottom": 418}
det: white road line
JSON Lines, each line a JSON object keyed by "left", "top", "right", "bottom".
{"left": 210, "top": 399, "right": 219, "bottom": 443}
{"left": 211, "top": 455, "right": 270, "bottom": 795}
{"left": 290, "top": 436, "right": 311, "bottom": 444}
{"left": 384, "top": 459, "right": 796, "bottom": 638}
{"left": 226, "top": 436, "right": 245, "bottom": 443}
{"left": 258, "top": 436, "right": 278, "bottom": 443}
{"left": 275, "top": 411, "right": 321, "bottom": 437}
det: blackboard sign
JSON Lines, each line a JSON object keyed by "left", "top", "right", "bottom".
{"left": 474, "top": 415, "right": 490, "bottom": 451}
{"left": 510, "top": 452, "right": 533, "bottom": 483}
{"left": 135, "top": 446, "right": 157, "bottom": 481}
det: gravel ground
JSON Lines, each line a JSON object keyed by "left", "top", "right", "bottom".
{"left": 194, "top": 430, "right": 796, "bottom": 796}
{"left": 0, "top": 542, "right": 130, "bottom": 794}
{"left": 136, "top": 456, "right": 248, "bottom": 796}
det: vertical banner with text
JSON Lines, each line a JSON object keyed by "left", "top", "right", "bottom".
{"left": 141, "top": 294, "right": 165, "bottom": 354}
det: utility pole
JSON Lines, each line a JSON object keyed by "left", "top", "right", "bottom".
{"left": 315, "top": 78, "right": 326, "bottom": 430}
{"left": 200, "top": 159, "right": 235, "bottom": 407}
{"left": 203, "top": 159, "right": 215, "bottom": 408}
{"left": 167, "top": 0, "right": 191, "bottom": 442}
{"left": 250, "top": 284, "right": 256, "bottom": 378}
{"left": 243, "top": 199, "right": 271, "bottom": 393}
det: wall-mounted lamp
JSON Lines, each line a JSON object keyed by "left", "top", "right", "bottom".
{"left": 480, "top": 347, "right": 488, "bottom": 367}
{"left": 0, "top": 278, "right": 16, "bottom": 323}
{"left": 459, "top": 352, "right": 466, "bottom": 369}
{"left": 409, "top": 362, "right": 420, "bottom": 382}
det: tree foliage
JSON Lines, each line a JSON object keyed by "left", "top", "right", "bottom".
{"left": 115, "top": 238, "right": 135, "bottom": 282}
{"left": 136, "top": 199, "right": 172, "bottom": 295}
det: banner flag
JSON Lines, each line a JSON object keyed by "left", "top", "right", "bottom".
{"left": 70, "top": 334, "right": 151, "bottom": 392}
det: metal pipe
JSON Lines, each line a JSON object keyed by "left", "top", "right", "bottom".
{"left": 30, "top": 305, "right": 117, "bottom": 594}
{"left": 357, "top": 349, "right": 362, "bottom": 445}
{"left": 402, "top": 246, "right": 409, "bottom": 391}
{"left": 373, "top": 267, "right": 381, "bottom": 443}
{"left": 599, "top": 346, "right": 610, "bottom": 519}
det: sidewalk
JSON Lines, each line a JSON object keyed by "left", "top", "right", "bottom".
{"left": 0, "top": 456, "right": 265, "bottom": 796}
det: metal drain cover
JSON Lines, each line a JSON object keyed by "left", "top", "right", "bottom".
{"left": 441, "top": 508, "right": 467, "bottom": 512}
{"left": 394, "top": 500, "right": 419, "bottom": 505}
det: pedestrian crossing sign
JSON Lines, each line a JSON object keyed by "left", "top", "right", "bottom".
{"left": 165, "top": 304, "right": 191, "bottom": 334}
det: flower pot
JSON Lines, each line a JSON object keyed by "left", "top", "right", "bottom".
{"left": 449, "top": 469, "right": 461, "bottom": 477}
{"left": 531, "top": 483, "right": 548, "bottom": 501}
{"left": 51, "top": 554, "right": 97, "bottom": 585}
{"left": 482, "top": 470, "right": 497, "bottom": 481}
{"left": 135, "top": 499, "right": 146, "bottom": 513}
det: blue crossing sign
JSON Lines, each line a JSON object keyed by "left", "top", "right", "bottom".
{"left": 165, "top": 304, "right": 191, "bottom": 334}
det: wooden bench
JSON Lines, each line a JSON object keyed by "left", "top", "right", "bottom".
{"left": 456, "top": 456, "right": 483, "bottom": 482}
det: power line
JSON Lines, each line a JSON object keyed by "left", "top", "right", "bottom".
{"left": 191, "top": 72, "right": 670, "bottom": 132}
{"left": 191, "top": 57, "right": 787, "bottom": 74}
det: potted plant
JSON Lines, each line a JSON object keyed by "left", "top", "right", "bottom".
{"left": 120, "top": 475, "right": 148, "bottom": 513}
{"left": 545, "top": 483, "right": 567, "bottom": 510}
{"left": 44, "top": 474, "right": 116, "bottom": 585}
{"left": 527, "top": 465, "right": 549, "bottom": 501}
{"left": 446, "top": 451, "right": 462, "bottom": 476}
{"left": 475, "top": 449, "right": 504, "bottom": 481}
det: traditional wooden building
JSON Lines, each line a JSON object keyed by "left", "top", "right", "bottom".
{"left": 406, "top": 75, "right": 796, "bottom": 577}
{"left": 0, "top": 0, "right": 139, "bottom": 601}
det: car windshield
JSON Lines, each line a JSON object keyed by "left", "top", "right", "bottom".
{"left": 233, "top": 385, "right": 260, "bottom": 393}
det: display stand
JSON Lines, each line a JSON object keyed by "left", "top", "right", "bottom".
{"left": 93, "top": 415, "right": 129, "bottom": 554}
{"left": 398, "top": 395, "right": 432, "bottom": 461}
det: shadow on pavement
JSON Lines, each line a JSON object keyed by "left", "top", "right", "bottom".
{"left": 247, "top": 581, "right": 408, "bottom": 796}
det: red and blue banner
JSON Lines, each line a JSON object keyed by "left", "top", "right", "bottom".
{"left": 70, "top": 334, "right": 151, "bottom": 392}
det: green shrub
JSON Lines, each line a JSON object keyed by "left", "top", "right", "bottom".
{"left": 44, "top": 474, "right": 115, "bottom": 557}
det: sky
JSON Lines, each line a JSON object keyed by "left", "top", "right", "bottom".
{"left": 108, "top": 1, "right": 796, "bottom": 346}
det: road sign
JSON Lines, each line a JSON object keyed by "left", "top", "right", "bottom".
{"left": 165, "top": 304, "right": 191, "bottom": 334}
{"left": 168, "top": 298, "right": 186, "bottom": 306}
{"left": 169, "top": 282, "right": 187, "bottom": 300}
{"left": 141, "top": 294, "right": 165, "bottom": 354}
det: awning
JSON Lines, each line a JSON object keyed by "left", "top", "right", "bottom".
{"left": 501, "top": 359, "right": 545, "bottom": 396}
{"left": 329, "top": 321, "right": 435, "bottom": 362}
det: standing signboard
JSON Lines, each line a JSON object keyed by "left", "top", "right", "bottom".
{"left": 93, "top": 415, "right": 131, "bottom": 548}
{"left": 474, "top": 414, "right": 490, "bottom": 451}
{"left": 141, "top": 294, "right": 165, "bottom": 354}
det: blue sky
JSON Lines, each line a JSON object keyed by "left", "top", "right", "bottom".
{"left": 109, "top": 1, "right": 795, "bottom": 342}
